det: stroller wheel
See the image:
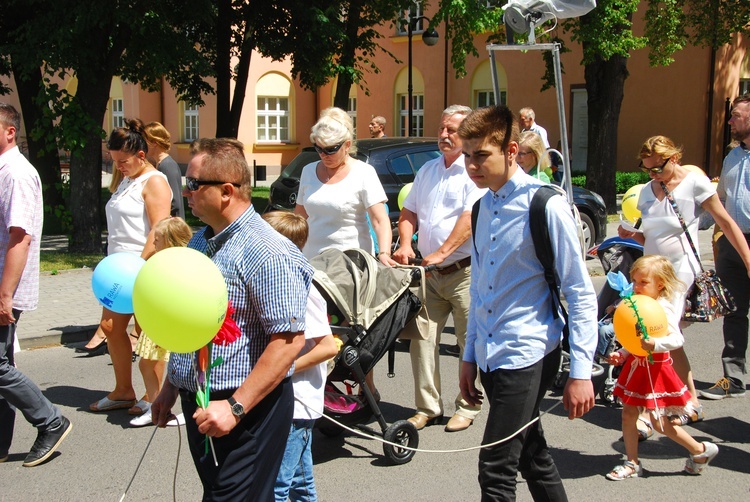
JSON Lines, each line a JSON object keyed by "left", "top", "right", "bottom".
{"left": 383, "top": 420, "right": 419, "bottom": 465}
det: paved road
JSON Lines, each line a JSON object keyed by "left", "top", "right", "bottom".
{"left": 5, "top": 223, "right": 750, "bottom": 500}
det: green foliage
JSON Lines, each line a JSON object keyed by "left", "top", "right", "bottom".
{"left": 431, "top": 1, "right": 504, "bottom": 79}
{"left": 570, "top": 172, "right": 650, "bottom": 193}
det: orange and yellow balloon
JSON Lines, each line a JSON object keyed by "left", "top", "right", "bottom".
{"left": 613, "top": 295, "right": 668, "bottom": 357}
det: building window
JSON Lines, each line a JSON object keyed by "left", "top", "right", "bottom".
{"left": 475, "top": 90, "right": 507, "bottom": 108}
{"left": 257, "top": 97, "right": 289, "bottom": 142}
{"left": 399, "top": 93, "right": 424, "bottom": 137}
{"left": 111, "top": 99, "right": 124, "bottom": 131}
{"left": 347, "top": 97, "right": 357, "bottom": 136}
{"left": 741, "top": 79, "right": 750, "bottom": 96}
{"left": 183, "top": 104, "right": 199, "bottom": 142}
{"left": 397, "top": 2, "right": 425, "bottom": 34}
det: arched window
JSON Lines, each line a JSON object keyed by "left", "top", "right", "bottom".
{"left": 256, "top": 72, "right": 292, "bottom": 142}
{"left": 471, "top": 60, "right": 507, "bottom": 108}
{"left": 395, "top": 67, "right": 425, "bottom": 137}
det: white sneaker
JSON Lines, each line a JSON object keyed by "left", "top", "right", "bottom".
{"left": 166, "top": 413, "right": 185, "bottom": 427}
{"left": 129, "top": 410, "right": 154, "bottom": 427}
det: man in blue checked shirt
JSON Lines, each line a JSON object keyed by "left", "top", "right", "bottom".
{"left": 457, "top": 106, "right": 597, "bottom": 501}
{"left": 151, "top": 138, "right": 311, "bottom": 501}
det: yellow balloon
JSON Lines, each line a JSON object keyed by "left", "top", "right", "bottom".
{"left": 133, "top": 247, "right": 228, "bottom": 353}
{"left": 613, "top": 295, "right": 668, "bottom": 357}
{"left": 398, "top": 183, "right": 413, "bottom": 210}
{"left": 621, "top": 184, "right": 644, "bottom": 224}
{"left": 682, "top": 164, "right": 708, "bottom": 178}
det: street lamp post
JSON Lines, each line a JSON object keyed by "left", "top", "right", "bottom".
{"left": 406, "top": 15, "right": 439, "bottom": 137}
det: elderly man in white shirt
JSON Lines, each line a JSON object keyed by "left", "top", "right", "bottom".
{"left": 393, "top": 105, "right": 487, "bottom": 433}
{"left": 519, "top": 107, "right": 550, "bottom": 149}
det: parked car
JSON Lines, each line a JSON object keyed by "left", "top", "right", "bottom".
{"left": 266, "top": 137, "right": 607, "bottom": 250}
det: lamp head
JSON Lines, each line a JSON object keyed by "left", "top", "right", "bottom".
{"left": 422, "top": 28, "right": 439, "bottom": 46}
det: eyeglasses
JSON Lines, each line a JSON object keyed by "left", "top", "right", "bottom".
{"left": 185, "top": 177, "right": 241, "bottom": 192}
{"left": 314, "top": 142, "right": 345, "bottom": 156}
{"left": 639, "top": 158, "right": 670, "bottom": 174}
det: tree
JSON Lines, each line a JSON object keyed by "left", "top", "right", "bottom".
{"left": 567, "top": 0, "right": 750, "bottom": 211}
{"left": 1, "top": 0, "right": 214, "bottom": 252}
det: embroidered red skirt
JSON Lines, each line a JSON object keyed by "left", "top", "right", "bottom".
{"left": 613, "top": 352, "right": 691, "bottom": 413}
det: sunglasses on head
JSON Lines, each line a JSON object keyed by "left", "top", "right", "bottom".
{"left": 314, "top": 142, "right": 345, "bottom": 156}
{"left": 185, "top": 177, "right": 241, "bottom": 192}
{"left": 639, "top": 157, "right": 670, "bottom": 174}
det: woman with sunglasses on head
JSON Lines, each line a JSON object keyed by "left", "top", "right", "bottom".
{"left": 295, "top": 107, "right": 396, "bottom": 267}
{"left": 517, "top": 131, "right": 553, "bottom": 183}
{"left": 89, "top": 118, "right": 172, "bottom": 413}
{"left": 617, "top": 135, "right": 750, "bottom": 427}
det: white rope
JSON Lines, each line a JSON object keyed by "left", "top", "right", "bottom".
{"left": 297, "top": 396, "right": 563, "bottom": 454}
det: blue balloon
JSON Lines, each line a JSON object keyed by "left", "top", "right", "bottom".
{"left": 91, "top": 253, "right": 146, "bottom": 314}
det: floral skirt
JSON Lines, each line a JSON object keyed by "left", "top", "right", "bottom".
{"left": 134, "top": 334, "right": 170, "bottom": 362}
{"left": 613, "top": 352, "right": 690, "bottom": 416}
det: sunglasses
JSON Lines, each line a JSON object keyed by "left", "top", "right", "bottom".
{"left": 314, "top": 142, "right": 345, "bottom": 156}
{"left": 639, "top": 158, "right": 670, "bottom": 174}
{"left": 185, "top": 177, "right": 241, "bottom": 192}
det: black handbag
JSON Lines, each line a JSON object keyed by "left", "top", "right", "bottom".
{"left": 661, "top": 182, "right": 737, "bottom": 322}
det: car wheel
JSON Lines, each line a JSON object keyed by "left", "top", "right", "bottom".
{"left": 578, "top": 212, "right": 595, "bottom": 251}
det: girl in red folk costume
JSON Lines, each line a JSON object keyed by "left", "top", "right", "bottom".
{"left": 606, "top": 255, "right": 718, "bottom": 480}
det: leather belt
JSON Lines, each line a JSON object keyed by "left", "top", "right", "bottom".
{"left": 436, "top": 256, "right": 471, "bottom": 275}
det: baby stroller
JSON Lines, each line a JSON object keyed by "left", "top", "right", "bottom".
{"left": 309, "top": 248, "right": 425, "bottom": 465}
{"left": 593, "top": 236, "right": 644, "bottom": 404}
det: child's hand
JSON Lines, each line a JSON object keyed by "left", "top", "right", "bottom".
{"left": 640, "top": 338, "right": 656, "bottom": 351}
{"left": 605, "top": 305, "right": 615, "bottom": 315}
{"left": 607, "top": 351, "right": 625, "bottom": 366}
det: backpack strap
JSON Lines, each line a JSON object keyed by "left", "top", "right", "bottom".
{"left": 471, "top": 199, "right": 481, "bottom": 255}
{"left": 530, "top": 185, "right": 567, "bottom": 325}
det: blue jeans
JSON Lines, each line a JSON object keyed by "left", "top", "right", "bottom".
{"left": 275, "top": 419, "right": 318, "bottom": 502}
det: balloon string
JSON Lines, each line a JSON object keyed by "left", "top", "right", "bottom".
{"left": 623, "top": 296, "right": 654, "bottom": 364}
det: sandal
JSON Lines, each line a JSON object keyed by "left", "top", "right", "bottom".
{"left": 670, "top": 403, "right": 704, "bottom": 426}
{"left": 636, "top": 417, "right": 654, "bottom": 442}
{"left": 606, "top": 460, "right": 643, "bottom": 481}
{"left": 684, "top": 441, "right": 719, "bottom": 475}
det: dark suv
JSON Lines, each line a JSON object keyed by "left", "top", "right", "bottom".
{"left": 266, "top": 137, "right": 607, "bottom": 249}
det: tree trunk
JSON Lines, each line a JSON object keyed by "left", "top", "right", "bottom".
{"left": 11, "top": 63, "right": 65, "bottom": 217}
{"left": 584, "top": 52, "right": 629, "bottom": 214}
{"left": 68, "top": 77, "right": 111, "bottom": 253}
{"left": 333, "top": 0, "right": 363, "bottom": 110}
{"left": 215, "top": 0, "right": 233, "bottom": 137}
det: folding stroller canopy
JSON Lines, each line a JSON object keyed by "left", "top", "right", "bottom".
{"left": 310, "top": 248, "right": 416, "bottom": 331}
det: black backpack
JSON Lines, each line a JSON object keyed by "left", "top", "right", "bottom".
{"left": 471, "top": 185, "right": 569, "bottom": 336}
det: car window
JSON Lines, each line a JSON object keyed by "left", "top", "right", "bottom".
{"left": 411, "top": 151, "right": 441, "bottom": 174}
{"left": 390, "top": 156, "right": 414, "bottom": 183}
{"left": 280, "top": 151, "right": 319, "bottom": 179}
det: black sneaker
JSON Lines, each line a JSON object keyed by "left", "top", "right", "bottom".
{"left": 699, "top": 378, "right": 746, "bottom": 400}
{"left": 445, "top": 344, "right": 461, "bottom": 356}
{"left": 0, "top": 453, "right": 8, "bottom": 463}
{"left": 22, "top": 416, "right": 72, "bottom": 467}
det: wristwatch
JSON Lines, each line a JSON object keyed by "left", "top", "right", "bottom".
{"left": 227, "top": 396, "right": 246, "bottom": 419}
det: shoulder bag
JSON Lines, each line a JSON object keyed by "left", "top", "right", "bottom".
{"left": 661, "top": 182, "right": 736, "bottom": 322}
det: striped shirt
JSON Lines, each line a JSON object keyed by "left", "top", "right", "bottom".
{"left": 0, "top": 146, "right": 43, "bottom": 311}
{"left": 168, "top": 206, "right": 312, "bottom": 392}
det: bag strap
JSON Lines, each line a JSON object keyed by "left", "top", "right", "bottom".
{"left": 660, "top": 182, "right": 705, "bottom": 272}
{"left": 471, "top": 198, "right": 480, "bottom": 255}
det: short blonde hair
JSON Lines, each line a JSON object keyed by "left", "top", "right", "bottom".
{"left": 262, "top": 211, "right": 308, "bottom": 250}
{"left": 310, "top": 107, "right": 355, "bottom": 150}
{"left": 153, "top": 217, "right": 192, "bottom": 249}
{"left": 629, "top": 255, "right": 685, "bottom": 301}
